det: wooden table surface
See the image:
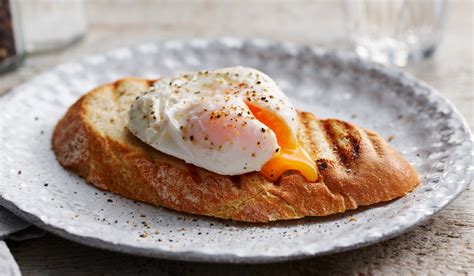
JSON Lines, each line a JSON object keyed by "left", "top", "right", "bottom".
{"left": 1, "top": 0, "right": 473, "bottom": 275}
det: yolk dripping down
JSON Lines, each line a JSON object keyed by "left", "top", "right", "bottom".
{"left": 246, "top": 102, "right": 318, "bottom": 182}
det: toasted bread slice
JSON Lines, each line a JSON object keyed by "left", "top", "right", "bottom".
{"left": 52, "top": 78, "right": 420, "bottom": 222}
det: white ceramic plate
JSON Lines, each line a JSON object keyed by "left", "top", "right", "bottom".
{"left": 0, "top": 39, "right": 472, "bottom": 263}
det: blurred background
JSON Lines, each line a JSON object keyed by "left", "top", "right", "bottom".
{"left": 0, "top": 0, "right": 456, "bottom": 66}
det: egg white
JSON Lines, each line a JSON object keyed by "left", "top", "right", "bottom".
{"left": 127, "top": 66, "right": 299, "bottom": 175}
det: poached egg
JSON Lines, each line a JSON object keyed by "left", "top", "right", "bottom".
{"left": 128, "top": 66, "right": 317, "bottom": 181}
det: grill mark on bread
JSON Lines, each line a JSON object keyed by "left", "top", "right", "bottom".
{"left": 337, "top": 120, "right": 361, "bottom": 161}
{"left": 320, "top": 120, "right": 362, "bottom": 167}
{"left": 366, "top": 131, "right": 385, "bottom": 157}
{"left": 298, "top": 113, "right": 336, "bottom": 179}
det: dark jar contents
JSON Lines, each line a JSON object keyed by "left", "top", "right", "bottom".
{"left": 0, "top": 0, "right": 24, "bottom": 73}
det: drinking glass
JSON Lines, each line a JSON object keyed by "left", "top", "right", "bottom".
{"left": 18, "top": 0, "right": 88, "bottom": 53}
{"left": 344, "top": 0, "right": 447, "bottom": 67}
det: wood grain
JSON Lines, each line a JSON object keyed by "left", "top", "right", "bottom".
{"left": 2, "top": 0, "right": 473, "bottom": 274}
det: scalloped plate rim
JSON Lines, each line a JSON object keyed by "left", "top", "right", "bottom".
{"left": 0, "top": 38, "right": 472, "bottom": 263}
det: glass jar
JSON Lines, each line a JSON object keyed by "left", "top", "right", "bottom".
{"left": 344, "top": 0, "right": 447, "bottom": 67}
{"left": 0, "top": 0, "right": 25, "bottom": 73}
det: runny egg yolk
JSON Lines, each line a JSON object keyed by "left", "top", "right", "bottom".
{"left": 246, "top": 102, "right": 318, "bottom": 182}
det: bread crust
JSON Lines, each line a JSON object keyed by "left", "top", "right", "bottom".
{"left": 52, "top": 78, "right": 420, "bottom": 222}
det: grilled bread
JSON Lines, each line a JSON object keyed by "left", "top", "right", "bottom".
{"left": 52, "top": 78, "right": 420, "bottom": 222}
